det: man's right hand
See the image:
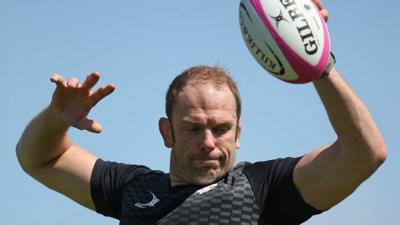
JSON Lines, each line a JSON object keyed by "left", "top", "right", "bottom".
{"left": 50, "top": 72, "right": 115, "bottom": 133}
{"left": 17, "top": 72, "right": 115, "bottom": 210}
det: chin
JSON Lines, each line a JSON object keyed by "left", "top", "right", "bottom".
{"left": 193, "top": 168, "right": 225, "bottom": 185}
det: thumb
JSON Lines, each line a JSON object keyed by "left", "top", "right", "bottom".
{"left": 76, "top": 118, "right": 103, "bottom": 133}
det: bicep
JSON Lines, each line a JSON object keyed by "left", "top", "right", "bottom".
{"left": 29, "top": 144, "right": 97, "bottom": 210}
{"left": 293, "top": 141, "right": 365, "bottom": 210}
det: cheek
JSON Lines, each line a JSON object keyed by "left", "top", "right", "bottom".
{"left": 174, "top": 138, "right": 199, "bottom": 159}
{"left": 218, "top": 135, "right": 236, "bottom": 149}
{"left": 225, "top": 148, "right": 237, "bottom": 162}
{"left": 217, "top": 139, "right": 237, "bottom": 160}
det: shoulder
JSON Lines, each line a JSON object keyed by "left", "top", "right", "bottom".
{"left": 239, "top": 157, "right": 323, "bottom": 224}
{"left": 92, "top": 159, "right": 159, "bottom": 182}
{"left": 90, "top": 159, "right": 167, "bottom": 219}
{"left": 241, "top": 157, "right": 302, "bottom": 178}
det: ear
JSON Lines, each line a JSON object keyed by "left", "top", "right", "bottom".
{"left": 159, "top": 117, "right": 174, "bottom": 148}
{"left": 235, "top": 118, "right": 242, "bottom": 149}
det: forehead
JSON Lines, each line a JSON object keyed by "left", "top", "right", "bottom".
{"left": 173, "top": 84, "right": 237, "bottom": 123}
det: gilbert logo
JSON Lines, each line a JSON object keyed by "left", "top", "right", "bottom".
{"left": 134, "top": 191, "right": 160, "bottom": 208}
{"left": 278, "top": 0, "right": 319, "bottom": 55}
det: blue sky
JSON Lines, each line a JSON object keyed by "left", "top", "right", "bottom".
{"left": 1, "top": 0, "right": 399, "bottom": 224}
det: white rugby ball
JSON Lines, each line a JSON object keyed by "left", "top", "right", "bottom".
{"left": 239, "top": 0, "right": 331, "bottom": 83}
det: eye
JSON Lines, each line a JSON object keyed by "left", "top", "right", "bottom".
{"left": 185, "top": 126, "right": 201, "bottom": 133}
{"left": 213, "top": 125, "right": 231, "bottom": 136}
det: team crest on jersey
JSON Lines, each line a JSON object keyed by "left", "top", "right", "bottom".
{"left": 134, "top": 191, "right": 160, "bottom": 208}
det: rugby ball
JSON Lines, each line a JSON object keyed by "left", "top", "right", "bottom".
{"left": 239, "top": 0, "right": 331, "bottom": 83}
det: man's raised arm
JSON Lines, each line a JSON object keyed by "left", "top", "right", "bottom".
{"left": 16, "top": 72, "right": 115, "bottom": 210}
{"left": 293, "top": 67, "right": 387, "bottom": 210}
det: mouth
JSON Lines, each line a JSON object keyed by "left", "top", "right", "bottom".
{"left": 193, "top": 156, "right": 223, "bottom": 167}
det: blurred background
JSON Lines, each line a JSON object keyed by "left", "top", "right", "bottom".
{"left": 1, "top": 0, "right": 399, "bottom": 224}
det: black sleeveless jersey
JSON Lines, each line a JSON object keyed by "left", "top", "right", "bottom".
{"left": 91, "top": 157, "right": 322, "bottom": 225}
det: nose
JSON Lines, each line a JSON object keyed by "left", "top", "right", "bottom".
{"left": 201, "top": 129, "right": 216, "bottom": 152}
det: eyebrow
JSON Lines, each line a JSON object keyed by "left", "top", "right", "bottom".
{"left": 180, "top": 118, "right": 234, "bottom": 126}
{"left": 180, "top": 118, "right": 204, "bottom": 126}
{"left": 181, "top": 117, "right": 200, "bottom": 123}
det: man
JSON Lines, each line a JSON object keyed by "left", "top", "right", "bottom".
{"left": 16, "top": 1, "right": 386, "bottom": 225}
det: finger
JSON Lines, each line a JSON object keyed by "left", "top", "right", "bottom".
{"left": 312, "top": 0, "right": 329, "bottom": 22}
{"left": 50, "top": 74, "right": 66, "bottom": 88}
{"left": 81, "top": 72, "right": 100, "bottom": 91}
{"left": 76, "top": 118, "right": 103, "bottom": 133}
{"left": 67, "top": 77, "right": 80, "bottom": 88}
{"left": 312, "top": 0, "right": 323, "bottom": 10}
{"left": 91, "top": 84, "right": 116, "bottom": 105}
{"left": 320, "top": 9, "right": 329, "bottom": 22}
